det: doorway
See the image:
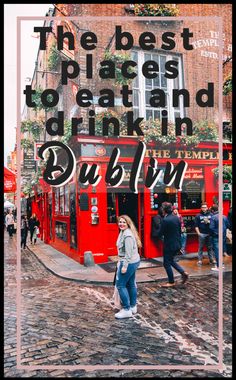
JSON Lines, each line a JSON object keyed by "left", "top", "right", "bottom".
{"left": 117, "top": 193, "right": 139, "bottom": 229}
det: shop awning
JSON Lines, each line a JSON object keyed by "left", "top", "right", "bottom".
{"left": 4, "top": 167, "right": 16, "bottom": 193}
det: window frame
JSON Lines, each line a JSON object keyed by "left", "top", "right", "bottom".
{"left": 132, "top": 49, "right": 185, "bottom": 122}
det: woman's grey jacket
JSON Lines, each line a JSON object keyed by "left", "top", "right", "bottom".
{"left": 116, "top": 228, "right": 140, "bottom": 269}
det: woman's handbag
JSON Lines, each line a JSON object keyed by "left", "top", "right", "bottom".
{"left": 112, "top": 286, "right": 122, "bottom": 309}
{"left": 226, "top": 229, "right": 232, "bottom": 245}
{"left": 112, "top": 262, "right": 122, "bottom": 309}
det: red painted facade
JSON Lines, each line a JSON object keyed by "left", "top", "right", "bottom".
{"left": 32, "top": 137, "right": 232, "bottom": 264}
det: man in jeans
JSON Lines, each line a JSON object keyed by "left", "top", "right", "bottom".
{"left": 158, "top": 202, "right": 189, "bottom": 287}
{"left": 194, "top": 203, "right": 216, "bottom": 265}
{"left": 209, "top": 204, "right": 230, "bottom": 271}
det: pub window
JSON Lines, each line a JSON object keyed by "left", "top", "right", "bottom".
{"left": 151, "top": 186, "right": 177, "bottom": 210}
{"left": 54, "top": 188, "right": 59, "bottom": 214}
{"left": 59, "top": 186, "right": 65, "bottom": 214}
{"left": 107, "top": 193, "right": 117, "bottom": 223}
{"left": 150, "top": 170, "right": 178, "bottom": 210}
{"left": 69, "top": 183, "right": 77, "bottom": 249}
{"left": 131, "top": 50, "right": 184, "bottom": 122}
{"left": 223, "top": 121, "right": 232, "bottom": 142}
{"left": 55, "top": 221, "right": 68, "bottom": 242}
{"left": 64, "top": 184, "right": 69, "bottom": 214}
{"left": 181, "top": 180, "right": 204, "bottom": 210}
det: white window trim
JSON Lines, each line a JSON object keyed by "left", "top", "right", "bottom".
{"left": 132, "top": 50, "right": 184, "bottom": 122}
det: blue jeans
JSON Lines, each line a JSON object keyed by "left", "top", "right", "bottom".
{"left": 198, "top": 233, "right": 214, "bottom": 261}
{"left": 212, "top": 235, "right": 225, "bottom": 267}
{"left": 116, "top": 261, "right": 140, "bottom": 310}
{"left": 163, "top": 249, "right": 185, "bottom": 283}
{"left": 181, "top": 233, "right": 187, "bottom": 253}
{"left": 211, "top": 236, "right": 219, "bottom": 267}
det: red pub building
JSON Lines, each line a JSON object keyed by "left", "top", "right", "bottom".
{"left": 24, "top": 3, "right": 232, "bottom": 264}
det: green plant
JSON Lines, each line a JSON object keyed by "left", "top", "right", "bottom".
{"left": 223, "top": 74, "right": 232, "bottom": 95}
{"left": 104, "top": 50, "right": 135, "bottom": 86}
{"left": 212, "top": 165, "right": 232, "bottom": 184}
{"left": 48, "top": 42, "right": 61, "bottom": 71}
{"left": 32, "top": 86, "right": 56, "bottom": 113}
{"left": 138, "top": 119, "right": 218, "bottom": 146}
{"left": 21, "top": 119, "right": 44, "bottom": 141}
{"left": 95, "top": 110, "right": 126, "bottom": 135}
{"left": 22, "top": 183, "right": 34, "bottom": 195}
{"left": 60, "top": 120, "right": 73, "bottom": 144}
{"left": 21, "top": 139, "right": 34, "bottom": 150}
{"left": 192, "top": 121, "right": 218, "bottom": 142}
{"left": 133, "top": 4, "right": 179, "bottom": 17}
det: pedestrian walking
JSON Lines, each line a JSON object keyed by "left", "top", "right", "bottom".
{"left": 28, "top": 213, "right": 40, "bottom": 244}
{"left": 5, "top": 209, "right": 15, "bottom": 238}
{"left": 227, "top": 206, "right": 232, "bottom": 231}
{"left": 194, "top": 203, "right": 216, "bottom": 265}
{"left": 115, "top": 215, "right": 141, "bottom": 319}
{"left": 21, "top": 215, "right": 28, "bottom": 249}
{"left": 172, "top": 206, "right": 187, "bottom": 255}
{"left": 158, "top": 202, "right": 189, "bottom": 287}
{"left": 151, "top": 206, "right": 164, "bottom": 243}
{"left": 209, "top": 204, "right": 230, "bottom": 272}
{"left": 226, "top": 206, "right": 232, "bottom": 256}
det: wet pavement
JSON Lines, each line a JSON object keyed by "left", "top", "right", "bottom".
{"left": 23, "top": 236, "right": 232, "bottom": 285}
{"left": 4, "top": 232, "right": 232, "bottom": 377}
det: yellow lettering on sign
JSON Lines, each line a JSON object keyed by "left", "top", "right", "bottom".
{"left": 202, "top": 152, "right": 210, "bottom": 159}
{"left": 163, "top": 150, "right": 170, "bottom": 158}
{"left": 192, "top": 151, "right": 202, "bottom": 159}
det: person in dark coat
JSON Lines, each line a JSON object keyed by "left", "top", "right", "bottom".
{"left": 158, "top": 202, "right": 189, "bottom": 287}
{"left": 21, "top": 215, "right": 28, "bottom": 249}
{"left": 28, "top": 213, "right": 40, "bottom": 244}
{"left": 151, "top": 206, "right": 164, "bottom": 243}
{"left": 227, "top": 207, "right": 232, "bottom": 231}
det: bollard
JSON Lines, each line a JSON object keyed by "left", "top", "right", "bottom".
{"left": 84, "top": 251, "right": 95, "bottom": 267}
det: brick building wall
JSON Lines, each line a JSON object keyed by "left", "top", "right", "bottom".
{"left": 49, "top": 3, "right": 231, "bottom": 130}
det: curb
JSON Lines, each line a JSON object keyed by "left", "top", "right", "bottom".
{"left": 26, "top": 246, "right": 232, "bottom": 286}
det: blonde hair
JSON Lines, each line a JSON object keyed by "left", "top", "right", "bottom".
{"left": 118, "top": 215, "right": 142, "bottom": 248}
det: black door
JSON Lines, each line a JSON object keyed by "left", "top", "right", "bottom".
{"left": 117, "top": 192, "right": 139, "bottom": 229}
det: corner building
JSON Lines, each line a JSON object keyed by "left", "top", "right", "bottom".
{"left": 27, "top": 4, "right": 232, "bottom": 264}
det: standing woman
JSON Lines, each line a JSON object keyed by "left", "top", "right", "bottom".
{"left": 5, "top": 209, "right": 15, "bottom": 238}
{"left": 21, "top": 215, "right": 28, "bottom": 249}
{"left": 32, "top": 216, "right": 40, "bottom": 244}
{"left": 28, "top": 214, "right": 36, "bottom": 244}
{"left": 115, "top": 215, "right": 141, "bottom": 319}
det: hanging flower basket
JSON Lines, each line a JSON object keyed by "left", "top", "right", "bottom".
{"left": 223, "top": 74, "right": 232, "bottom": 95}
{"left": 139, "top": 119, "right": 218, "bottom": 147}
{"left": 103, "top": 50, "right": 135, "bottom": 87}
{"left": 125, "top": 4, "right": 181, "bottom": 28}
{"left": 212, "top": 165, "right": 232, "bottom": 184}
{"left": 132, "top": 4, "right": 179, "bottom": 17}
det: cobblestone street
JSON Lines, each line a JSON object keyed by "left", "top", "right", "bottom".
{"left": 4, "top": 233, "right": 232, "bottom": 377}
